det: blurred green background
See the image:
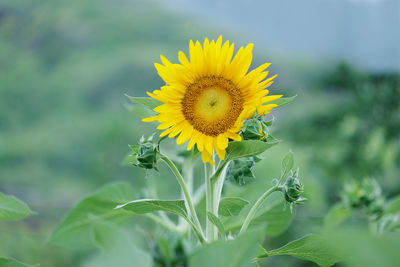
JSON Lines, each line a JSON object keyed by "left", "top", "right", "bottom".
{"left": 1, "top": 0, "right": 399, "bottom": 266}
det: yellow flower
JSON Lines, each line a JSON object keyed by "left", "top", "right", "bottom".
{"left": 143, "top": 36, "right": 282, "bottom": 165}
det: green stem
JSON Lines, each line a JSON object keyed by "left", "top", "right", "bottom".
{"left": 178, "top": 157, "right": 194, "bottom": 230}
{"left": 205, "top": 162, "right": 216, "bottom": 242}
{"left": 239, "top": 185, "right": 279, "bottom": 234}
{"left": 161, "top": 154, "right": 205, "bottom": 242}
{"left": 212, "top": 162, "right": 227, "bottom": 220}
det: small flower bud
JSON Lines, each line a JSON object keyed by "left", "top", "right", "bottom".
{"left": 129, "top": 135, "right": 159, "bottom": 170}
{"left": 281, "top": 169, "right": 306, "bottom": 204}
{"left": 342, "top": 178, "right": 382, "bottom": 208}
{"left": 341, "top": 178, "right": 384, "bottom": 220}
{"left": 240, "top": 113, "right": 272, "bottom": 141}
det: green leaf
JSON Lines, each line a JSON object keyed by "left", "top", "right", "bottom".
{"left": 225, "top": 140, "right": 280, "bottom": 162}
{"left": 256, "top": 246, "right": 269, "bottom": 259}
{"left": 87, "top": 221, "right": 153, "bottom": 267}
{"left": 116, "top": 198, "right": 203, "bottom": 238}
{"left": 218, "top": 197, "right": 249, "bottom": 217}
{"left": 0, "top": 257, "right": 32, "bottom": 267}
{"left": 189, "top": 230, "right": 263, "bottom": 267}
{"left": 268, "top": 95, "right": 297, "bottom": 107}
{"left": 266, "top": 234, "right": 341, "bottom": 267}
{"left": 0, "top": 192, "right": 35, "bottom": 221}
{"left": 49, "top": 182, "right": 135, "bottom": 249}
{"left": 115, "top": 199, "right": 187, "bottom": 218}
{"left": 207, "top": 212, "right": 225, "bottom": 235}
{"left": 281, "top": 151, "right": 294, "bottom": 178}
{"left": 324, "top": 204, "right": 352, "bottom": 228}
{"left": 384, "top": 196, "right": 400, "bottom": 215}
{"left": 125, "top": 95, "right": 161, "bottom": 110}
{"left": 223, "top": 191, "right": 292, "bottom": 236}
{"left": 121, "top": 153, "right": 138, "bottom": 166}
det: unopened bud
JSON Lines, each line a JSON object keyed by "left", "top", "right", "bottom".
{"left": 281, "top": 169, "right": 306, "bottom": 204}
{"left": 129, "top": 135, "right": 159, "bottom": 170}
{"left": 240, "top": 113, "right": 272, "bottom": 142}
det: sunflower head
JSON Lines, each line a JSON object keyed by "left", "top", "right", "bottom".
{"left": 143, "top": 36, "right": 282, "bottom": 164}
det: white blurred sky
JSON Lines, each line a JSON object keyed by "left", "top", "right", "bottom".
{"left": 161, "top": 0, "right": 400, "bottom": 72}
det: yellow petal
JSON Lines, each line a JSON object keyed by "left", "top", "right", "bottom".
{"left": 176, "top": 125, "right": 194, "bottom": 145}
{"left": 216, "top": 134, "right": 228, "bottom": 150}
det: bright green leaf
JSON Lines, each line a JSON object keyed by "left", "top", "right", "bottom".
{"left": 218, "top": 197, "right": 249, "bottom": 217}
{"left": 268, "top": 95, "right": 297, "bottom": 107}
{"left": 125, "top": 95, "right": 161, "bottom": 110}
{"left": 189, "top": 230, "right": 263, "bottom": 267}
{"left": 0, "top": 257, "right": 31, "bottom": 267}
{"left": 207, "top": 212, "right": 225, "bottom": 235}
{"left": 116, "top": 198, "right": 202, "bottom": 238}
{"left": 267, "top": 234, "right": 341, "bottom": 267}
{"left": 225, "top": 140, "right": 280, "bottom": 162}
{"left": 281, "top": 151, "right": 294, "bottom": 178}
{"left": 115, "top": 199, "right": 187, "bottom": 218}
{"left": 49, "top": 182, "right": 135, "bottom": 249}
{"left": 0, "top": 192, "right": 35, "bottom": 221}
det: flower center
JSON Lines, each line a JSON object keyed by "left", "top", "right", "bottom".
{"left": 182, "top": 76, "right": 244, "bottom": 136}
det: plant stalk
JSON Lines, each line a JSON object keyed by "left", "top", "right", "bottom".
{"left": 205, "top": 162, "right": 216, "bottom": 242}
{"left": 239, "top": 185, "right": 280, "bottom": 234}
{"left": 161, "top": 154, "right": 205, "bottom": 242}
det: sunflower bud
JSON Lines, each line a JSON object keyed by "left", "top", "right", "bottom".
{"left": 226, "top": 157, "right": 261, "bottom": 185}
{"left": 128, "top": 135, "right": 159, "bottom": 170}
{"left": 341, "top": 178, "right": 384, "bottom": 219}
{"left": 240, "top": 114, "right": 272, "bottom": 142}
{"left": 281, "top": 169, "right": 306, "bottom": 204}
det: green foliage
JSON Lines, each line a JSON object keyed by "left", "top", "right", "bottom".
{"left": 116, "top": 199, "right": 187, "bottom": 219}
{"left": 49, "top": 182, "right": 135, "bottom": 249}
{"left": 324, "top": 203, "right": 352, "bottom": 228}
{"left": 226, "top": 157, "right": 260, "bottom": 185}
{"left": 323, "top": 229, "right": 400, "bottom": 267}
{"left": 263, "top": 234, "right": 341, "bottom": 267}
{"left": 207, "top": 212, "right": 226, "bottom": 236}
{"left": 0, "top": 192, "right": 35, "bottom": 221}
{"left": 225, "top": 140, "right": 280, "bottom": 162}
{"left": 189, "top": 230, "right": 263, "bottom": 267}
{"left": 218, "top": 197, "right": 249, "bottom": 217}
{"left": 281, "top": 151, "right": 294, "bottom": 179}
{"left": 223, "top": 191, "right": 292, "bottom": 236}
{"left": 87, "top": 221, "right": 153, "bottom": 267}
{"left": 385, "top": 196, "right": 400, "bottom": 215}
{"left": 0, "top": 258, "right": 32, "bottom": 267}
{"left": 125, "top": 95, "right": 161, "bottom": 110}
{"left": 268, "top": 95, "right": 297, "bottom": 107}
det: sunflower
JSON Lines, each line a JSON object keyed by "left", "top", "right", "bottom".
{"left": 143, "top": 36, "right": 282, "bottom": 165}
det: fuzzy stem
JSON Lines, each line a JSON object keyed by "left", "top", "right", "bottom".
{"left": 161, "top": 154, "right": 205, "bottom": 243}
{"left": 205, "top": 162, "right": 216, "bottom": 242}
{"left": 239, "top": 185, "right": 280, "bottom": 234}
